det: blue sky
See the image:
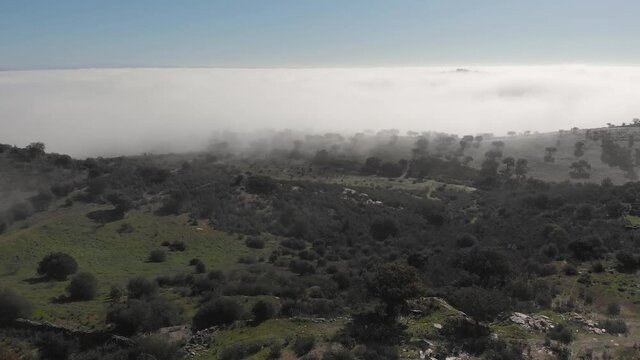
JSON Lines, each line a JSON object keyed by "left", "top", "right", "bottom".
{"left": 1, "top": 0, "right": 640, "bottom": 69}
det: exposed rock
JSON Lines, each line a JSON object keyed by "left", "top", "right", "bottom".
{"left": 569, "top": 312, "right": 606, "bottom": 334}
{"left": 509, "top": 312, "right": 554, "bottom": 331}
{"left": 183, "top": 326, "right": 220, "bottom": 358}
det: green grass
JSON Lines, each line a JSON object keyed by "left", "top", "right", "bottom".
{"left": 194, "top": 318, "right": 345, "bottom": 360}
{"left": 625, "top": 215, "right": 640, "bottom": 228}
{"left": 0, "top": 203, "right": 275, "bottom": 329}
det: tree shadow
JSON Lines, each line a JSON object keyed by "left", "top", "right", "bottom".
{"left": 86, "top": 208, "right": 124, "bottom": 224}
{"left": 22, "top": 276, "right": 51, "bottom": 284}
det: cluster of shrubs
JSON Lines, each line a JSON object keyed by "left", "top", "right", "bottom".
{"left": 161, "top": 240, "right": 187, "bottom": 252}
{"left": 106, "top": 277, "right": 183, "bottom": 336}
{"left": 0, "top": 288, "right": 33, "bottom": 325}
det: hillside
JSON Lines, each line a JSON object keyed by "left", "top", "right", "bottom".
{"left": 1, "top": 130, "right": 640, "bottom": 359}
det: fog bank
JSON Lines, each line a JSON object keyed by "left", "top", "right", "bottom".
{"left": 1, "top": 66, "right": 640, "bottom": 157}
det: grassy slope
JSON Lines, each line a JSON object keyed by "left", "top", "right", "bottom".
{"left": 194, "top": 319, "right": 345, "bottom": 360}
{"left": 0, "top": 202, "right": 275, "bottom": 329}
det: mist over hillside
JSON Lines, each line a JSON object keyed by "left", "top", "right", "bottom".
{"left": 2, "top": 65, "right": 640, "bottom": 157}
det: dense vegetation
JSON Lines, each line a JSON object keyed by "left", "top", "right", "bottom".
{"left": 2, "top": 126, "right": 640, "bottom": 359}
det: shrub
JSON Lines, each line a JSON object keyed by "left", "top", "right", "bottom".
{"left": 219, "top": 341, "right": 268, "bottom": 360}
{"left": 563, "top": 264, "right": 578, "bottom": 276}
{"left": 165, "top": 241, "right": 186, "bottom": 252}
{"left": 106, "top": 298, "right": 183, "bottom": 336}
{"left": 156, "top": 273, "right": 189, "bottom": 288}
{"left": 35, "top": 331, "right": 78, "bottom": 360}
{"left": 322, "top": 349, "right": 354, "bottom": 360}
{"left": 547, "top": 323, "right": 573, "bottom": 344}
{"left": 51, "top": 182, "right": 75, "bottom": 197}
{"left": 245, "top": 176, "right": 277, "bottom": 195}
{"left": 29, "top": 191, "right": 54, "bottom": 212}
{"left": 67, "top": 272, "right": 98, "bottom": 301}
{"left": 252, "top": 300, "right": 277, "bottom": 323}
{"left": 267, "top": 343, "right": 283, "bottom": 359}
{"left": 290, "top": 260, "right": 315, "bottom": 275}
{"left": 8, "top": 202, "right": 32, "bottom": 221}
{"left": 448, "top": 286, "right": 510, "bottom": 324}
{"left": 616, "top": 251, "right": 638, "bottom": 273}
{"left": 369, "top": 219, "right": 398, "bottom": 241}
{"left": 109, "top": 285, "right": 124, "bottom": 302}
{"left": 607, "top": 302, "right": 621, "bottom": 316}
{"left": 600, "top": 319, "right": 628, "bottom": 334}
{"left": 281, "top": 238, "right": 306, "bottom": 250}
{"left": 456, "top": 234, "right": 477, "bottom": 248}
{"left": 149, "top": 249, "right": 167, "bottom": 263}
{"left": 238, "top": 255, "right": 257, "bottom": 264}
{"left": 37, "top": 252, "right": 78, "bottom": 280}
{"left": 591, "top": 262, "right": 605, "bottom": 273}
{"left": 245, "top": 237, "right": 265, "bottom": 249}
{"left": 293, "top": 336, "right": 316, "bottom": 357}
{"left": 192, "top": 297, "right": 244, "bottom": 330}
{"left": 127, "top": 277, "right": 158, "bottom": 299}
{"left": 195, "top": 262, "right": 206, "bottom": 274}
{"left": 0, "top": 288, "right": 32, "bottom": 325}
{"left": 0, "top": 346, "right": 20, "bottom": 360}
{"left": 135, "top": 334, "right": 184, "bottom": 360}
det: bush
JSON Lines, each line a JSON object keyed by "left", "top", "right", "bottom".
{"left": 563, "top": 264, "right": 578, "bottom": 276}
{"left": 267, "top": 343, "right": 283, "bottom": 359}
{"left": 37, "top": 252, "right": 78, "bottom": 280}
{"left": 51, "top": 182, "right": 75, "bottom": 197}
{"left": 322, "top": 349, "right": 354, "bottom": 360}
{"left": 0, "top": 288, "right": 32, "bottom": 325}
{"left": 149, "top": 249, "right": 167, "bottom": 263}
{"left": 246, "top": 176, "right": 277, "bottom": 195}
{"left": 370, "top": 219, "right": 398, "bottom": 241}
{"left": 293, "top": 336, "right": 316, "bottom": 357}
{"left": 29, "top": 191, "right": 54, "bottom": 212}
{"left": 281, "top": 238, "right": 306, "bottom": 250}
{"left": 35, "top": 331, "right": 78, "bottom": 360}
{"left": 219, "top": 341, "right": 268, "bottom": 360}
{"left": 456, "top": 234, "right": 477, "bottom": 248}
{"left": 547, "top": 323, "right": 573, "bottom": 344}
{"left": 8, "top": 202, "right": 32, "bottom": 222}
{"left": 195, "top": 262, "right": 206, "bottom": 274}
{"left": 238, "top": 255, "right": 257, "bottom": 264}
{"left": 109, "top": 285, "right": 124, "bottom": 302}
{"left": 67, "top": 272, "right": 98, "bottom": 301}
{"left": 600, "top": 319, "right": 628, "bottom": 334}
{"left": 127, "top": 277, "right": 158, "bottom": 299}
{"left": 591, "top": 261, "right": 605, "bottom": 273}
{"left": 245, "top": 237, "right": 265, "bottom": 249}
{"left": 607, "top": 302, "right": 621, "bottom": 316}
{"left": 135, "top": 334, "right": 184, "bottom": 360}
{"left": 252, "top": 300, "right": 277, "bottom": 323}
{"left": 0, "top": 217, "right": 7, "bottom": 235}
{"left": 192, "top": 297, "right": 244, "bottom": 330}
{"left": 448, "top": 287, "right": 510, "bottom": 324}
{"left": 616, "top": 251, "right": 638, "bottom": 273}
{"left": 164, "top": 241, "right": 186, "bottom": 252}
{"left": 290, "top": 260, "right": 316, "bottom": 275}
{"left": 106, "top": 298, "right": 183, "bottom": 336}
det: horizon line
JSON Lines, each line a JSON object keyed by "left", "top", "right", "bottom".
{"left": 3, "top": 62, "right": 640, "bottom": 72}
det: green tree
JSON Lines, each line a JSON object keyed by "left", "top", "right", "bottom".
{"left": 369, "top": 262, "right": 424, "bottom": 315}
{"left": 37, "top": 253, "right": 78, "bottom": 280}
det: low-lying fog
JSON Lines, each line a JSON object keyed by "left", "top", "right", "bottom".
{"left": 1, "top": 65, "right": 640, "bottom": 158}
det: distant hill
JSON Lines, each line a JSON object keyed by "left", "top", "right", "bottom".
{"left": 461, "top": 126, "right": 640, "bottom": 184}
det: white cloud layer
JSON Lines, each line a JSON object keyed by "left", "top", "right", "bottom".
{"left": 1, "top": 66, "right": 640, "bottom": 157}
